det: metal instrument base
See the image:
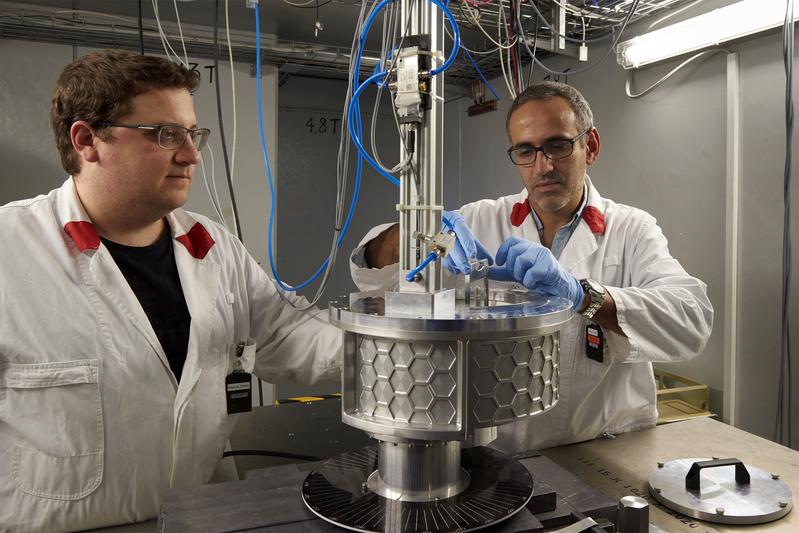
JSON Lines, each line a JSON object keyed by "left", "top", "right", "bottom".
{"left": 302, "top": 446, "right": 534, "bottom": 533}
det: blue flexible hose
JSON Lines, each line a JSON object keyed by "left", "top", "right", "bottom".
{"left": 255, "top": 3, "right": 362, "bottom": 292}
{"left": 255, "top": 0, "right": 462, "bottom": 291}
{"left": 405, "top": 251, "right": 439, "bottom": 282}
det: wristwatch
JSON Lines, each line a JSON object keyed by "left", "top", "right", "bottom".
{"left": 579, "top": 278, "right": 605, "bottom": 319}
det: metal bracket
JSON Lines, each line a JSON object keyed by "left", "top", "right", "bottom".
{"left": 464, "top": 258, "right": 490, "bottom": 307}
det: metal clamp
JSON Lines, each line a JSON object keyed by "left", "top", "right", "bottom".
{"left": 464, "top": 258, "right": 490, "bottom": 307}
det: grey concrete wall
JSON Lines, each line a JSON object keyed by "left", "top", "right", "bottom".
{"left": 273, "top": 75, "right": 402, "bottom": 398}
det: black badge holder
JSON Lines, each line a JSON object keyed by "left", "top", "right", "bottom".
{"left": 226, "top": 341, "right": 252, "bottom": 414}
{"left": 585, "top": 323, "right": 604, "bottom": 363}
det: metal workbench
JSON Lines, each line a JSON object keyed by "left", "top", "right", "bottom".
{"left": 91, "top": 401, "right": 799, "bottom": 532}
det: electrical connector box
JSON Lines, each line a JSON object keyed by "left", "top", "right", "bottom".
{"left": 246, "top": 0, "right": 258, "bottom": 8}
{"left": 579, "top": 44, "right": 588, "bottom": 62}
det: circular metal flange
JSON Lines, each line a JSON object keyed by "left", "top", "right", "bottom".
{"left": 329, "top": 290, "right": 572, "bottom": 340}
{"left": 302, "top": 446, "right": 534, "bottom": 533}
{"left": 648, "top": 457, "right": 793, "bottom": 525}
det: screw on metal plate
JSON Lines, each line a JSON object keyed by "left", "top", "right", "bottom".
{"left": 715, "top": 508, "right": 725, "bottom": 515}
{"left": 772, "top": 473, "right": 781, "bottom": 480}
{"left": 779, "top": 501, "right": 788, "bottom": 508}
{"left": 712, "top": 456, "right": 720, "bottom": 460}
{"left": 657, "top": 462, "right": 664, "bottom": 468}
{"left": 653, "top": 487, "right": 662, "bottom": 494}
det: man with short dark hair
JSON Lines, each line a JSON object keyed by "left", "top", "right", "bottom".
{"left": 351, "top": 81, "right": 713, "bottom": 452}
{"left": 0, "top": 49, "right": 340, "bottom": 532}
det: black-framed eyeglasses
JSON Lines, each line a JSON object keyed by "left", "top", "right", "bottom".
{"left": 93, "top": 122, "right": 211, "bottom": 151}
{"left": 507, "top": 128, "right": 591, "bottom": 166}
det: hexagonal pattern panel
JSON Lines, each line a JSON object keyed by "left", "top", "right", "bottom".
{"left": 512, "top": 366, "right": 532, "bottom": 392}
{"left": 409, "top": 385, "right": 433, "bottom": 410}
{"left": 430, "top": 399, "right": 456, "bottom": 424}
{"left": 430, "top": 373, "right": 456, "bottom": 398}
{"left": 493, "top": 355, "right": 516, "bottom": 381}
{"left": 470, "top": 332, "right": 560, "bottom": 426}
{"left": 360, "top": 390, "right": 376, "bottom": 416}
{"left": 475, "top": 344, "right": 496, "bottom": 369}
{"left": 511, "top": 393, "right": 532, "bottom": 417}
{"left": 389, "top": 368, "right": 413, "bottom": 394}
{"left": 360, "top": 365, "right": 377, "bottom": 390}
{"left": 409, "top": 358, "right": 434, "bottom": 383}
{"left": 474, "top": 371, "right": 497, "bottom": 397}
{"left": 355, "top": 332, "right": 560, "bottom": 430}
{"left": 374, "top": 354, "right": 393, "bottom": 380}
{"left": 391, "top": 343, "right": 414, "bottom": 368}
{"left": 360, "top": 338, "right": 377, "bottom": 364}
{"left": 389, "top": 395, "right": 413, "bottom": 421}
{"left": 356, "top": 336, "right": 459, "bottom": 429}
{"left": 430, "top": 346, "right": 456, "bottom": 371}
{"left": 495, "top": 382, "right": 516, "bottom": 407}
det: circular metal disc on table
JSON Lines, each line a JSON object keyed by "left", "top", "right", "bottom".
{"left": 302, "top": 446, "right": 533, "bottom": 533}
{"left": 648, "top": 457, "right": 793, "bottom": 525}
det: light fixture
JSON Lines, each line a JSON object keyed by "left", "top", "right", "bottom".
{"left": 617, "top": 0, "right": 796, "bottom": 69}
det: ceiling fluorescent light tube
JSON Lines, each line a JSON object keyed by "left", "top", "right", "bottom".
{"left": 617, "top": 0, "right": 796, "bottom": 69}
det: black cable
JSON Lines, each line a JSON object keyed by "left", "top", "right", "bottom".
{"left": 222, "top": 449, "right": 323, "bottom": 462}
{"left": 137, "top": 0, "right": 144, "bottom": 54}
{"left": 526, "top": 5, "right": 539, "bottom": 85}
{"left": 775, "top": 0, "right": 794, "bottom": 448}
{"left": 527, "top": 0, "right": 620, "bottom": 44}
{"left": 213, "top": 0, "right": 242, "bottom": 242}
{"left": 288, "top": 0, "right": 332, "bottom": 8}
{"left": 522, "top": 0, "right": 639, "bottom": 78}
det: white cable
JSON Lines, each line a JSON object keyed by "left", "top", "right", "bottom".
{"left": 151, "top": 0, "right": 188, "bottom": 66}
{"left": 460, "top": 0, "right": 518, "bottom": 50}
{"left": 624, "top": 49, "right": 730, "bottom": 99}
{"left": 225, "top": 0, "right": 237, "bottom": 184}
{"left": 500, "top": 3, "right": 516, "bottom": 98}
{"left": 648, "top": 0, "right": 706, "bottom": 31}
{"left": 200, "top": 144, "right": 226, "bottom": 225}
{"left": 172, "top": 0, "right": 189, "bottom": 65}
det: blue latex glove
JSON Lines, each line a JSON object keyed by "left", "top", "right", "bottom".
{"left": 441, "top": 210, "right": 494, "bottom": 274}
{"left": 488, "top": 237, "right": 584, "bottom": 309}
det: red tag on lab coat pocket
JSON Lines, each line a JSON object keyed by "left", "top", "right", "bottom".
{"left": 586, "top": 324, "right": 604, "bottom": 363}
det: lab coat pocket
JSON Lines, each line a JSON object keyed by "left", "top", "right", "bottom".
{"left": 1, "top": 359, "right": 104, "bottom": 500}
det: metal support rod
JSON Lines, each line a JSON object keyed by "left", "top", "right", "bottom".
{"left": 723, "top": 52, "right": 740, "bottom": 427}
{"left": 398, "top": 0, "right": 445, "bottom": 295}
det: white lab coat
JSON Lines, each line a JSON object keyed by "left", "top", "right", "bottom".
{"left": 351, "top": 177, "right": 713, "bottom": 453}
{"left": 0, "top": 179, "right": 341, "bottom": 532}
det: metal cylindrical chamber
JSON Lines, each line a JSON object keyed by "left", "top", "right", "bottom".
{"left": 368, "top": 440, "right": 469, "bottom": 501}
{"left": 331, "top": 290, "right": 573, "bottom": 443}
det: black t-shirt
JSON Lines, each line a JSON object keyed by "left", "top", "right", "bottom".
{"left": 102, "top": 223, "right": 191, "bottom": 382}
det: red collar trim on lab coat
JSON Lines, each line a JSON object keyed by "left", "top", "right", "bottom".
{"left": 510, "top": 199, "right": 532, "bottom": 227}
{"left": 63, "top": 221, "right": 100, "bottom": 252}
{"left": 175, "top": 222, "right": 216, "bottom": 259}
{"left": 582, "top": 205, "right": 606, "bottom": 235}
{"left": 509, "top": 197, "right": 606, "bottom": 235}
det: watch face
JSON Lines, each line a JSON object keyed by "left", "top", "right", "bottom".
{"left": 585, "top": 279, "right": 605, "bottom": 294}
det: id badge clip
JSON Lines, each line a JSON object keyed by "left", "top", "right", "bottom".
{"left": 226, "top": 342, "right": 252, "bottom": 414}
